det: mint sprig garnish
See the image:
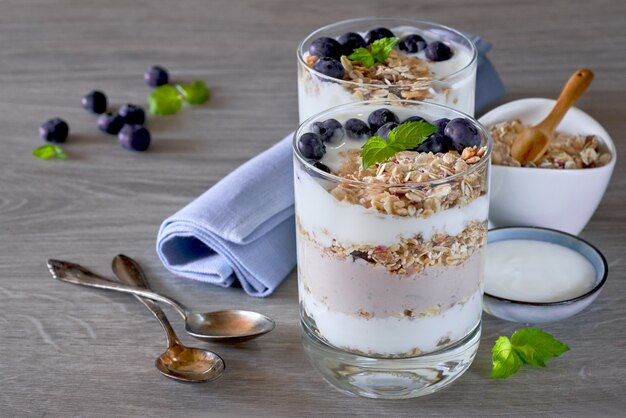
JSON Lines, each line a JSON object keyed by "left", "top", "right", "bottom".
{"left": 176, "top": 81, "right": 211, "bottom": 105}
{"left": 148, "top": 84, "right": 183, "bottom": 115}
{"left": 32, "top": 144, "right": 68, "bottom": 160}
{"left": 492, "top": 328, "right": 570, "bottom": 379}
{"left": 348, "top": 37, "right": 399, "bottom": 67}
{"left": 361, "top": 120, "right": 437, "bottom": 168}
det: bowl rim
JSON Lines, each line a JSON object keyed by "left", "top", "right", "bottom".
{"left": 479, "top": 97, "right": 617, "bottom": 173}
{"left": 483, "top": 226, "right": 608, "bottom": 306}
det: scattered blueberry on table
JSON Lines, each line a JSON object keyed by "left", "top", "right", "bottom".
{"left": 118, "top": 124, "right": 151, "bottom": 151}
{"left": 97, "top": 112, "right": 125, "bottom": 135}
{"left": 81, "top": 90, "right": 108, "bottom": 114}
{"left": 119, "top": 104, "right": 146, "bottom": 125}
{"left": 144, "top": 66, "right": 169, "bottom": 87}
{"left": 39, "top": 118, "right": 69, "bottom": 143}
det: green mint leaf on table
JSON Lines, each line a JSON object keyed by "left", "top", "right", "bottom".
{"left": 32, "top": 144, "right": 68, "bottom": 160}
{"left": 492, "top": 328, "right": 570, "bottom": 379}
{"left": 361, "top": 121, "right": 438, "bottom": 168}
{"left": 348, "top": 37, "right": 399, "bottom": 67}
{"left": 148, "top": 84, "right": 183, "bottom": 115}
{"left": 176, "top": 80, "right": 210, "bottom": 105}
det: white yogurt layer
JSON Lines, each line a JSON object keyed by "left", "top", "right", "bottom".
{"left": 301, "top": 285, "right": 482, "bottom": 356}
{"left": 298, "top": 26, "right": 476, "bottom": 122}
{"left": 485, "top": 239, "right": 596, "bottom": 303}
{"left": 294, "top": 161, "right": 488, "bottom": 247}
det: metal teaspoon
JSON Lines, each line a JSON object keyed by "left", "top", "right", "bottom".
{"left": 47, "top": 259, "right": 275, "bottom": 343}
{"left": 111, "top": 254, "right": 225, "bottom": 382}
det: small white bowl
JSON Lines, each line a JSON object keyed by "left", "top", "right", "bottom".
{"left": 483, "top": 227, "right": 608, "bottom": 323}
{"left": 479, "top": 98, "right": 616, "bottom": 235}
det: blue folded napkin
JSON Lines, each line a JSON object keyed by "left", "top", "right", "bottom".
{"left": 156, "top": 36, "right": 504, "bottom": 297}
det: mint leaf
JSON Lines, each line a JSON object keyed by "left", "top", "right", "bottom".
{"left": 491, "top": 336, "right": 523, "bottom": 378}
{"left": 361, "top": 120, "right": 438, "bottom": 168}
{"left": 32, "top": 144, "right": 68, "bottom": 160}
{"left": 361, "top": 136, "right": 402, "bottom": 169}
{"left": 176, "top": 80, "right": 210, "bottom": 105}
{"left": 370, "top": 37, "right": 399, "bottom": 64}
{"left": 348, "top": 48, "right": 375, "bottom": 67}
{"left": 491, "top": 328, "right": 569, "bottom": 379}
{"left": 388, "top": 121, "right": 438, "bottom": 149}
{"left": 348, "top": 37, "right": 399, "bottom": 67}
{"left": 148, "top": 84, "right": 183, "bottom": 115}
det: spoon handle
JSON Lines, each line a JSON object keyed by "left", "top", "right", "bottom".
{"left": 47, "top": 259, "right": 188, "bottom": 319}
{"left": 111, "top": 255, "right": 180, "bottom": 349}
{"left": 538, "top": 69, "right": 594, "bottom": 133}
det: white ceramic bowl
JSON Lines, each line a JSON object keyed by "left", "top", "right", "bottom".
{"left": 479, "top": 98, "right": 616, "bottom": 235}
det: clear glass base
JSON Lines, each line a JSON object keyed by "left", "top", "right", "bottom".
{"left": 301, "top": 320, "right": 481, "bottom": 399}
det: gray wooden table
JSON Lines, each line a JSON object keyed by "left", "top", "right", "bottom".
{"left": 1, "top": 0, "right": 624, "bottom": 416}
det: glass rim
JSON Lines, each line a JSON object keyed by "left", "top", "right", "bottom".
{"left": 297, "top": 17, "right": 478, "bottom": 88}
{"left": 292, "top": 98, "right": 493, "bottom": 188}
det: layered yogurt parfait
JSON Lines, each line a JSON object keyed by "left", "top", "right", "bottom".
{"left": 293, "top": 100, "right": 491, "bottom": 397}
{"left": 298, "top": 18, "right": 477, "bottom": 123}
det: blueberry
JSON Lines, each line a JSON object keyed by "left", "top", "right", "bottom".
{"left": 297, "top": 132, "right": 325, "bottom": 160}
{"left": 364, "top": 27, "right": 395, "bottom": 45}
{"left": 417, "top": 133, "right": 450, "bottom": 153}
{"left": 308, "top": 37, "right": 342, "bottom": 60}
{"left": 433, "top": 118, "right": 450, "bottom": 134}
{"left": 311, "top": 118, "right": 343, "bottom": 143}
{"left": 367, "top": 108, "right": 399, "bottom": 133}
{"left": 402, "top": 116, "right": 426, "bottom": 124}
{"left": 375, "top": 122, "right": 398, "bottom": 140}
{"left": 97, "top": 112, "right": 125, "bottom": 135}
{"left": 81, "top": 90, "right": 107, "bottom": 114}
{"left": 313, "top": 57, "right": 344, "bottom": 79}
{"left": 337, "top": 32, "right": 365, "bottom": 56}
{"left": 144, "top": 66, "right": 169, "bottom": 87}
{"left": 444, "top": 118, "right": 481, "bottom": 151}
{"left": 398, "top": 35, "right": 426, "bottom": 53}
{"left": 39, "top": 118, "right": 69, "bottom": 143}
{"left": 119, "top": 104, "right": 145, "bottom": 125}
{"left": 344, "top": 118, "right": 370, "bottom": 139}
{"left": 118, "top": 124, "right": 151, "bottom": 151}
{"left": 313, "top": 161, "right": 332, "bottom": 174}
{"left": 425, "top": 41, "right": 453, "bottom": 61}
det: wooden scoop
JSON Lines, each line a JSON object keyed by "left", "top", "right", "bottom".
{"left": 510, "top": 69, "right": 594, "bottom": 164}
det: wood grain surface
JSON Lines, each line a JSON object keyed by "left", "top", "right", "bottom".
{"left": 1, "top": 0, "right": 624, "bottom": 416}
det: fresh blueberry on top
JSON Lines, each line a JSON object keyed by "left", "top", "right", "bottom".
{"left": 97, "top": 112, "right": 125, "bottom": 135}
{"left": 368, "top": 108, "right": 400, "bottom": 133}
{"left": 375, "top": 122, "right": 398, "bottom": 140}
{"left": 313, "top": 57, "right": 344, "bottom": 79}
{"left": 337, "top": 32, "right": 366, "bottom": 56}
{"left": 344, "top": 118, "right": 370, "bottom": 139}
{"left": 313, "top": 161, "right": 332, "bottom": 174}
{"left": 118, "top": 124, "right": 151, "bottom": 151}
{"left": 433, "top": 118, "right": 450, "bottom": 134}
{"left": 312, "top": 119, "right": 343, "bottom": 143}
{"left": 364, "top": 27, "right": 395, "bottom": 45}
{"left": 119, "top": 104, "right": 146, "bottom": 125}
{"left": 309, "top": 37, "right": 342, "bottom": 60}
{"left": 444, "top": 118, "right": 481, "bottom": 151}
{"left": 425, "top": 41, "right": 453, "bottom": 62}
{"left": 402, "top": 116, "right": 426, "bottom": 124}
{"left": 417, "top": 132, "right": 450, "bottom": 153}
{"left": 144, "top": 66, "right": 169, "bottom": 87}
{"left": 81, "top": 90, "right": 108, "bottom": 114}
{"left": 398, "top": 35, "right": 427, "bottom": 53}
{"left": 298, "top": 132, "right": 325, "bottom": 160}
{"left": 39, "top": 118, "right": 69, "bottom": 143}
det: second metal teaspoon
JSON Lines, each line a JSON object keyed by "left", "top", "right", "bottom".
{"left": 47, "top": 259, "right": 275, "bottom": 343}
{"left": 112, "top": 254, "right": 224, "bottom": 382}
